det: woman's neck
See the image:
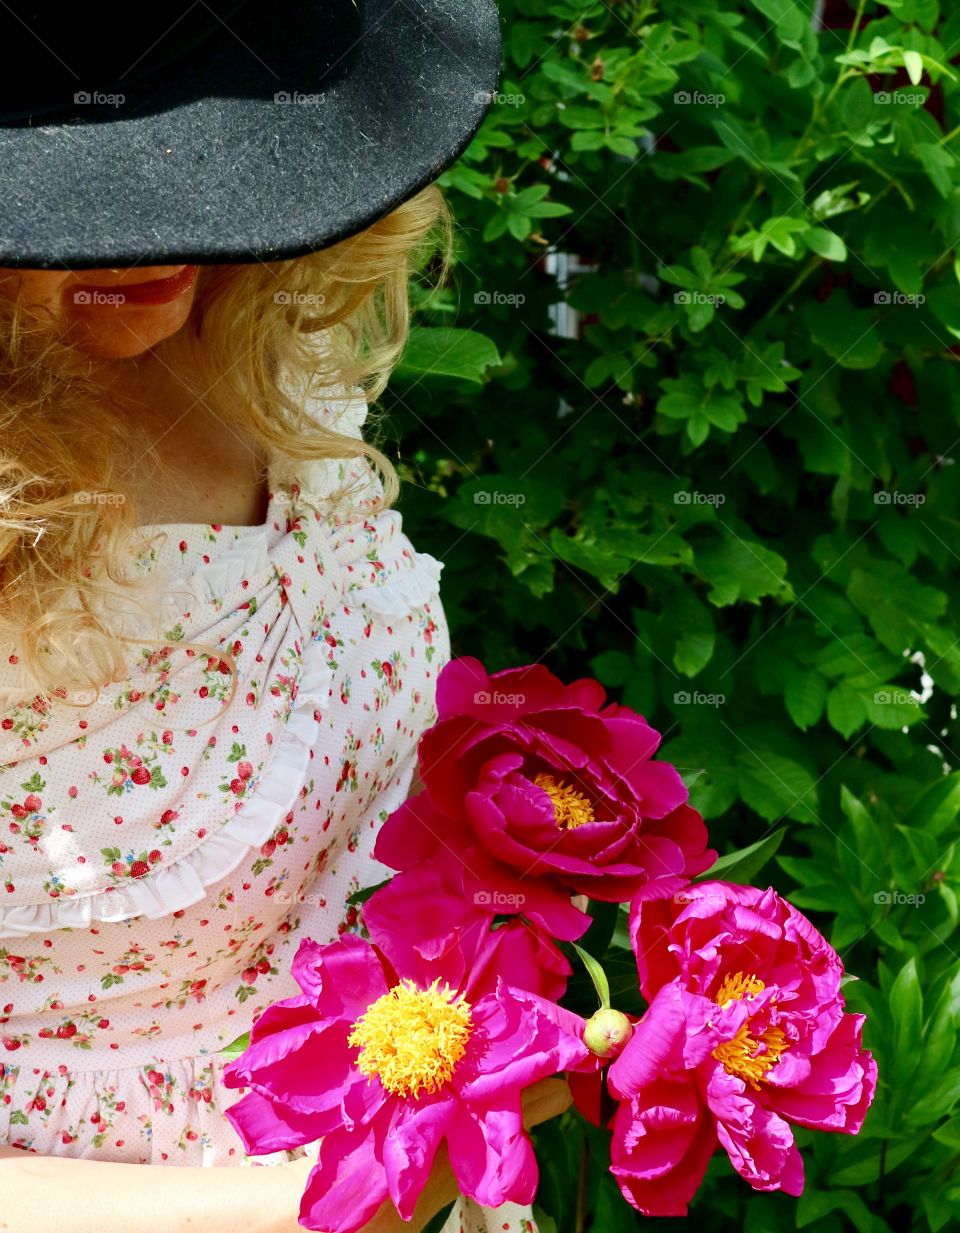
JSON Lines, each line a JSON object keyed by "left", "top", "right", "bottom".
{"left": 101, "top": 352, "right": 272, "bottom": 529}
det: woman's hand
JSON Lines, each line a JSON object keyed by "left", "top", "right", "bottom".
{"left": 522, "top": 1074, "right": 574, "bottom": 1129}
{"left": 275, "top": 1075, "right": 574, "bottom": 1233}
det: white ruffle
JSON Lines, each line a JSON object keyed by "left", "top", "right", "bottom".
{"left": 347, "top": 550, "right": 445, "bottom": 617}
{"left": 0, "top": 645, "right": 334, "bottom": 939}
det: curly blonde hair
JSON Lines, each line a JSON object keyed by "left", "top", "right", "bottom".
{"left": 0, "top": 184, "right": 453, "bottom": 716}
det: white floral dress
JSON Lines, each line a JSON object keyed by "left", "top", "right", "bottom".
{"left": 0, "top": 387, "right": 534, "bottom": 1233}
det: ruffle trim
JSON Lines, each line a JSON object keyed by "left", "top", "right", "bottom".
{"left": 0, "top": 645, "right": 335, "bottom": 940}
{"left": 346, "top": 549, "right": 445, "bottom": 617}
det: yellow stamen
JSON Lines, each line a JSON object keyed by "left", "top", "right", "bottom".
{"left": 711, "top": 970, "right": 789, "bottom": 1091}
{"left": 346, "top": 977, "right": 473, "bottom": 1100}
{"left": 714, "top": 970, "right": 766, "bottom": 1007}
{"left": 534, "top": 771, "right": 595, "bottom": 829}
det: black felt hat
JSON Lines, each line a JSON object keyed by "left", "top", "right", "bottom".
{"left": 0, "top": 0, "right": 501, "bottom": 269}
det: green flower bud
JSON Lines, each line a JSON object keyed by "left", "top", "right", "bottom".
{"left": 583, "top": 1007, "right": 633, "bottom": 1059}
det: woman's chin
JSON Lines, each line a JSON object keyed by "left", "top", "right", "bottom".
{"left": 66, "top": 301, "right": 195, "bottom": 359}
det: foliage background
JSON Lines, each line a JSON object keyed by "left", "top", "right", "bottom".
{"left": 381, "top": 1, "right": 960, "bottom": 1230}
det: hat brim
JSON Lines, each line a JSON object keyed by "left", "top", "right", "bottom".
{"left": 0, "top": 0, "right": 501, "bottom": 269}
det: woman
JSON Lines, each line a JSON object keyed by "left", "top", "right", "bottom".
{"left": 0, "top": 1, "right": 570, "bottom": 1229}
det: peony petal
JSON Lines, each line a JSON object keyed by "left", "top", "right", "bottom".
{"left": 291, "top": 933, "right": 388, "bottom": 1021}
{"left": 609, "top": 1078, "right": 716, "bottom": 1217}
{"left": 465, "top": 916, "right": 573, "bottom": 1002}
{"left": 223, "top": 1087, "right": 327, "bottom": 1155}
{"left": 608, "top": 982, "right": 687, "bottom": 1100}
{"left": 445, "top": 1100, "right": 538, "bottom": 1208}
{"left": 372, "top": 793, "right": 470, "bottom": 872}
{"left": 246, "top": 994, "right": 316, "bottom": 1044}
{"left": 768, "top": 1013, "right": 878, "bottom": 1133}
{"left": 227, "top": 1019, "right": 363, "bottom": 1118}
{"left": 383, "top": 1097, "right": 456, "bottom": 1220}
{"left": 457, "top": 982, "right": 590, "bottom": 1101}
{"left": 707, "top": 1066, "right": 804, "bottom": 1196}
{"left": 300, "top": 1125, "right": 391, "bottom": 1233}
{"left": 363, "top": 858, "right": 490, "bottom": 986}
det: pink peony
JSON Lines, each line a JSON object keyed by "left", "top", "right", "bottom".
{"left": 222, "top": 931, "right": 591, "bottom": 1232}
{"left": 361, "top": 855, "right": 573, "bottom": 1001}
{"left": 604, "top": 882, "right": 877, "bottom": 1216}
{"left": 374, "top": 656, "right": 716, "bottom": 934}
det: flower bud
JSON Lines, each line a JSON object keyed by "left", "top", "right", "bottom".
{"left": 583, "top": 1007, "right": 633, "bottom": 1059}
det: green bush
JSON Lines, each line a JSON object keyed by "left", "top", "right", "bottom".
{"left": 386, "top": 2, "right": 960, "bottom": 1230}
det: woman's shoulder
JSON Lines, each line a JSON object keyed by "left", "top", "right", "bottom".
{"left": 282, "top": 380, "right": 447, "bottom": 622}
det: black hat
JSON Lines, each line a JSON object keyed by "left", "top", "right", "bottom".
{"left": 0, "top": 0, "right": 501, "bottom": 268}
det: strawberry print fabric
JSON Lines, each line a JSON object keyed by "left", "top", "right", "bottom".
{"left": 0, "top": 386, "right": 534, "bottom": 1233}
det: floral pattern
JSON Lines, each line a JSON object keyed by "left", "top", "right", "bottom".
{"left": 0, "top": 391, "right": 529, "bottom": 1232}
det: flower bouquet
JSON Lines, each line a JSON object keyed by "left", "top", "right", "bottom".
{"left": 221, "top": 656, "right": 876, "bottom": 1231}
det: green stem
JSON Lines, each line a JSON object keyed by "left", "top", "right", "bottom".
{"left": 574, "top": 1137, "right": 589, "bottom": 1233}
{"left": 940, "top": 121, "right": 960, "bottom": 148}
{"left": 845, "top": 0, "right": 868, "bottom": 54}
{"left": 766, "top": 255, "right": 821, "bottom": 319}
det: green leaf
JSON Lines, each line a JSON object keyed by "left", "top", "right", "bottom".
{"left": 346, "top": 878, "right": 389, "bottom": 906}
{"left": 890, "top": 957, "right": 923, "bottom": 1087}
{"left": 903, "top": 48, "right": 924, "bottom": 86}
{"left": 220, "top": 1031, "right": 250, "bottom": 1061}
{"left": 572, "top": 943, "right": 611, "bottom": 1010}
{"left": 737, "top": 749, "right": 819, "bottom": 824}
{"left": 694, "top": 534, "right": 792, "bottom": 606}
{"left": 803, "top": 297, "right": 885, "bottom": 369}
{"left": 904, "top": 773, "right": 960, "bottom": 836}
{"left": 395, "top": 327, "right": 502, "bottom": 384}
{"left": 784, "top": 668, "right": 828, "bottom": 730}
{"left": 802, "top": 227, "right": 848, "bottom": 262}
{"left": 421, "top": 1201, "right": 458, "bottom": 1233}
{"left": 826, "top": 683, "right": 868, "bottom": 739}
{"left": 698, "top": 828, "right": 787, "bottom": 884}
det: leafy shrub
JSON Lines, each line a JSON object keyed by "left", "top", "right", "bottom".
{"left": 387, "top": 2, "right": 960, "bottom": 1230}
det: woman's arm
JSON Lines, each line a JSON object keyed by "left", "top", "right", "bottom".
{"left": 0, "top": 1145, "right": 294, "bottom": 1233}
{"left": 0, "top": 1078, "right": 573, "bottom": 1233}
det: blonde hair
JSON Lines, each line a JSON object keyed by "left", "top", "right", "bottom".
{"left": 0, "top": 184, "right": 453, "bottom": 716}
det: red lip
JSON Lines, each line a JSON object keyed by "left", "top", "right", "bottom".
{"left": 70, "top": 265, "right": 200, "bottom": 307}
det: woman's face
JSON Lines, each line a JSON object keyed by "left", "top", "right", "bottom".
{"left": 0, "top": 264, "right": 201, "bottom": 359}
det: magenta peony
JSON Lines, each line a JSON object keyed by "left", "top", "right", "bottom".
{"left": 222, "top": 931, "right": 592, "bottom": 1232}
{"left": 374, "top": 656, "right": 716, "bottom": 933}
{"left": 605, "top": 882, "right": 877, "bottom": 1215}
{"left": 361, "top": 855, "right": 573, "bottom": 1000}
